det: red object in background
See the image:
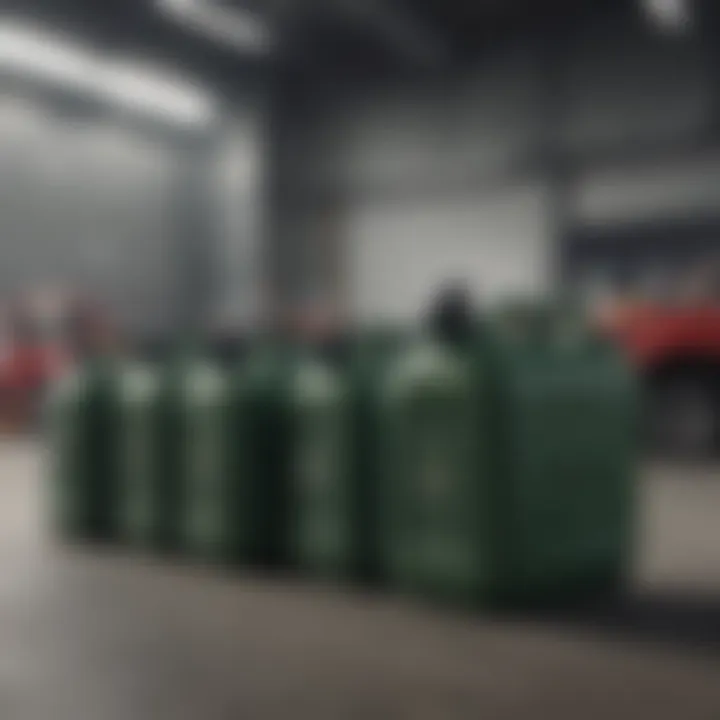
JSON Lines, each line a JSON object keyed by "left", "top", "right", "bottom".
{"left": 601, "top": 302, "right": 720, "bottom": 368}
{"left": 0, "top": 342, "right": 70, "bottom": 432}
{"left": 0, "top": 344, "right": 66, "bottom": 390}
{"left": 599, "top": 299, "right": 720, "bottom": 457}
{"left": 0, "top": 289, "right": 112, "bottom": 433}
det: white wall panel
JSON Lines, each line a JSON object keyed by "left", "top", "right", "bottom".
{"left": 348, "top": 183, "right": 550, "bottom": 322}
{"left": 576, "top": 153, "right": 720, "bottom": 225}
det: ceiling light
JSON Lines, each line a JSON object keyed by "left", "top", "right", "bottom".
{"left": 641, "top": 0, "right": 693, "bottom": 33}
{"left": 103, "top": 61, "right": 216, "bottom": 126}
{"left": 0, "top": 20, "right": 216, "bottom": 127}
{"left": 157, "top": 0, "right": 273, "bottom": 55}
{"left": 0, "top": 22, "right": 97, "bottom": 91}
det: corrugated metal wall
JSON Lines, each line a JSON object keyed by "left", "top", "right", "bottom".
{"left": 305, "top": 46, "right": 539, "bottom": 199}
{"left": 0, "top": 87, "right": 265, "bottom": 335}
{"left": 213, "top": 115, "right": 265, "bottom": 329}
{"left": 280, "top": 4, "right": 720, "bottom": 322}
{"left": 0, "top": 93, "right": 181, "bottom": 333}
{"left": 562, "top": 9, "right": 709, "bottom": 153}
{"left": 287, "top": 41, "right": 547, "bottom": 321}
{"left": 562, "top": 9, "right": 719, "bottom": 286}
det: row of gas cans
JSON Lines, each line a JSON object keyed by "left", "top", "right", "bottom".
{"left": 47, "top": 316, "right": 637, "bottom": 607}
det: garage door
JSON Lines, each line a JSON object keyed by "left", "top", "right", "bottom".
{"left": 347, "top": 183, "right": 550, "bottom": 323}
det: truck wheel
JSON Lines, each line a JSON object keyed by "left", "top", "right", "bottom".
{"left": 648, "top": 376, "right": 718, "bottom": 460}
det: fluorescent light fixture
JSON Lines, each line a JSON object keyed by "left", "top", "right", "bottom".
{"left": 0, "top": 20, "right": 216, "bottom": 126}
{"left": 103, "top": 61, "right": 216, "bottom": 126}
{"left": 157, "top": 0, "right": 273, "bottom": 55}
{"left": 0, "top": 22, "right": 97, "bottom": 91}
{"left": 641, "top": 0, "right": 692, "bottom": 32}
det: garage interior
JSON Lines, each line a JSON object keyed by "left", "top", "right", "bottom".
{"left": 2, "top": 0, "right": 720, "bottom": 718}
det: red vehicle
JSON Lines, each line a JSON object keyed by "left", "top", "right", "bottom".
{"left": 601, "top": 298, "right": 720, "bottom": 457}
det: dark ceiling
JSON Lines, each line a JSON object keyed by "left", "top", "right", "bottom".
{"left": 397, "top": 0, "right": 589, "bottom": 45}
{"left": 2, "top": 0, "right": 621, "bottom": 82}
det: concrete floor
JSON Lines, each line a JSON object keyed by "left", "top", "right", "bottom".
{"left": 2, "top": 441, "right": 720, "bottom": 720}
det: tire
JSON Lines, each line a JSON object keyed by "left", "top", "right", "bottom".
{"left": 647, "top": 374, "right": 719, "bottom": 460}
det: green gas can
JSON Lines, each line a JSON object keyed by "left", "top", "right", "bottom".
{"left": 491, "top": 311, "right": 637, "bottom": 604}
{"left": 47, "top": 360, "right": 124, "bottom": 542}
{"left": 154, "top": 357, "right": 233, "bottom": 560}
{"left": 243, "top": 342, "right": 297, "bottom": 567}
{"left": 291, "top": 329, "right": 404, "bottom": 581}
{"left": 380, "top": 339, "right": 490, "bottom": 601}
{"left": 291, "top": 353, "right": 351, "bottom": 577}
{"left": 379, "top": 312, "right": 637, "bottom": 607}
{"left": 115, "top": 363, "right": 160, "bottom": 548}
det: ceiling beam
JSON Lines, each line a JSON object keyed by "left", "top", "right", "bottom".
{"left": 316, "top": 0, "right": 450, "bottom": 66}
{"left": 157, "top": 0, "right": 450, "bottom": 67}
{"left": 157, "top": 0, "right": 274, "bottom": 54}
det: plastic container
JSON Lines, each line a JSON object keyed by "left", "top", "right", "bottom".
{"left": 115, "top": 363, "right": 160, "bottom": 548}
{"left": 291, "top": 329, "right": 404, "bottom": 581}
{"left": 47, "top": 360, "right": 124, "bottom": 542}
{"left": 291, "top": 353, "right": 351, "bottom": 577}
{"left": 242, "top": 341, "right": 297, "bottom": 567}
{"left": 154, "top": 356, "right": 231, "bottom": 560}
{"left": 379, "top": 314, "right": 637, "bottom": 606}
